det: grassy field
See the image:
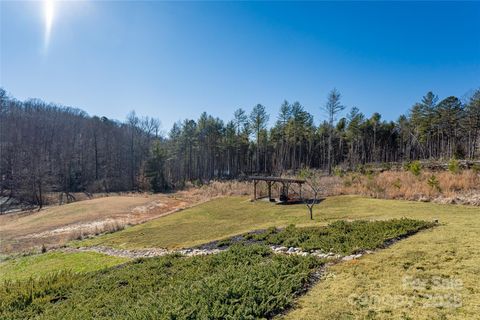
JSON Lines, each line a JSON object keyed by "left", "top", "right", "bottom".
{"left": 281, "top": 200, "right": 480, "bottom": 319}
{"left": 75, "top": 195, "right": 480, "bottom": 319}
{"left": 0, "top": 194, "right": 190, "bottom": 253}
{"left": 79, "top": 195, "right": 469, "bottom": 250}
{"left": 0, "top": 252, "right": 128, "bottom": 282}
{"left": 1, "top": 219, "right": 432, "bottom": 319}
{"left": 78, "top": 196, "right": 321, "bottom": 249}
{"left": 2, "top": 195, "right": 479, "bottom": 319}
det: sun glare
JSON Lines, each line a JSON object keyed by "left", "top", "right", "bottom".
{"left": 44, "top": 0, "right": 55, "bottom": 50}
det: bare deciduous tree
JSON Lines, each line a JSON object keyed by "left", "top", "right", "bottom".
{"left": 1, "top": 87, "right": 479, "bottom": 211}
{"left": 299, "top": 168, "right": 322, "bottom": 220}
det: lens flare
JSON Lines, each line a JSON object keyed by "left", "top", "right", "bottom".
{"left": 44, "top": 0, "right": 55, "bottom": 50}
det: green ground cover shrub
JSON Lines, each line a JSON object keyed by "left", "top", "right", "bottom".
{"left": 251, "top": 219, "right": 435, "bottom": 254}
{"left": 0, "top": 245, "right": 322, "bottom": 320}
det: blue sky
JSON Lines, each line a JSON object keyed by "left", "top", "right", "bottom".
{"left": 1, "top": 1, "right": 479, "bottom": 130}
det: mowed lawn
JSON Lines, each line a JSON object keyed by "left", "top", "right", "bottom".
{"left": 280, "top": 198, "right": 480, "bottom": 319}
{"left": 79, "top": 196, "right": 326, "bottom": 249}
{"left": 2, "top": 195, "right": 479, "bottom": 319}
{"left": 79, "top": 195, "right": 473, "bottom": 250}
{"left": 76, "top": 195, "right": 480, "bottom": 319}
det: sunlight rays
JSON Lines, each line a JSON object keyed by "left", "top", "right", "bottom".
{"left": 44, "top": 0, "right": 55, "bottom": 51}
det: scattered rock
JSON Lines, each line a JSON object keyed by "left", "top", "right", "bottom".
{"left": 69, "top": 245, "right": 225, "bottom": 259}
{"left": 418, "top": 196, "right": 430, "bottom": 202}
{"left": 64, "top": 228, "right": 418, "bottom": 261}
{"left": 341, "top": 253, "right": 363, "bottom": 261}
{"left": 433, "top": 192, "right": 480, "bottom": 206}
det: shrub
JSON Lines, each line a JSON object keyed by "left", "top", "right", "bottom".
{"left": 472, "top": 163, "right": 480, "bottom": 174}
{"left": 355, "top": 164, "right": 365, "bottom": 174}
{"left": 250, "top": 219, "right": 435, "bottom": 254}
{"left": 192, "top": 179, "right": 203, "bottom": 187}
{"left": 355, "top": 164, "right": 374, "bottom": 175}
{"left": 365, "top": 177, "right": 385, "bottom": 197}
{"left": 215, "top": 239, "right": 231, "bottom": 247}
{"left": 252, "top": 226, "right": 279, "bottom": 241}
{"left": 343, "top": 178, "right": 352, "bottom": 187}
{"left": 427, "top": 175, "right": 441, "bottom": 192}
{"left": 333, "top": 166, "right": 345, "bottom": 177}
{"left": 448, "top": 158, "right": 460, "bottom": 174}
{"left": 0, "top": 271, "right": 82, "bottom": 318}
{"left": 381, "top": 162, "right": 392, "bottom": 171}
{"left": 408, "top": 161, "right": 422, "bottom": 176}
{"left": 342, "top": 173, "right": 360, "bottom": 188}
{"left": 0, "top": 245, "right": 322, "bottom": 320}
{"left": 392, "top": 178, "right": 402, "bottom": 190}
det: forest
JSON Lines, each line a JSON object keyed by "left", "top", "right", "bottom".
{"left": 0, "top": 87, "right": 479, "bottom": 208}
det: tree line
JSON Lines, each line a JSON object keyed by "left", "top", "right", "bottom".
{"left": 1, "top": 87, "right": 479, "bottom": 208}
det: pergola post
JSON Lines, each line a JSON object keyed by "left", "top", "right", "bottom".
{"left": 249, "top": 176, "right": 306, "bottom": 203}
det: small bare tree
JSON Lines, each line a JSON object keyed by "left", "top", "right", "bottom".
{"left": 299, "top": 168, "right": 322, "bottom": 220}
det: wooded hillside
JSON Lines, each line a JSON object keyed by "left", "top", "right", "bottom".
{"left": 1, "top": 88, "right": 479, "bottom": 208}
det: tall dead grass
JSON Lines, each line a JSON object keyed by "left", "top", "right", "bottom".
{"left": 183, "top": 176, "right": 342, "bottom": 202}
{"left": 336, "top": 170, "right": 480, "bottom": 205}
{"left": 196, "top": 170, "right": 480, "bottom": 205}
{"left": 183, "top": 180, "right": 253, "bottom": 202}
{"left": 182, "top": 169, "right": 480, "bottom": 205}
{"left": 69, "top": 220, "right": 127, "bottom": 241}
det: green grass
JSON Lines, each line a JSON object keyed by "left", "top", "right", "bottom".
{"left": 248, "top": 219, "right": 435, "bottom": 254}
{"left": 4, "top": 195, "right": 479, "bottom": 319}
{"left": 280, "top": 200, "right": 480, "bottom": 319}
{"left": 0, "top": 252, "right": 128, "bottom": 282}
{"left": 78, "top": 195, "right": 471, "bottom": 250}
{"left": 77, "top": 196, "right": 318, "bottom": 249}
{"left": 0, "top": 245, "right": 322, "bottom": 320}
{"left": 73, "top": 195, "right": 480, "bottom": 319}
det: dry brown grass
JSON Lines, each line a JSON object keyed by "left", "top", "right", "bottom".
{"left": 185, "top": 180, "right": 252, "bottom": 201}
{"left": 0, "top": 193, "right": 194, "bottom": 254}
{"left": 3, "top": 169, "right": 478, "bottom": 254}
{"left": 1, "top": 182, "right": 271, "bottom": 254}
{"left": 42, "top": 191, "right": 154, "bottom": 206}
{"left": 336, "top": 170, "right": 480, "bottom": 205}
{"left": 70, "top": 220, "right": 127, "bottom": 241}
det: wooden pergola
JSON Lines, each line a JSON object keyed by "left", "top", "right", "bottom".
{"left": 249, "top": 176, "right": 306, "bottom": 202}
